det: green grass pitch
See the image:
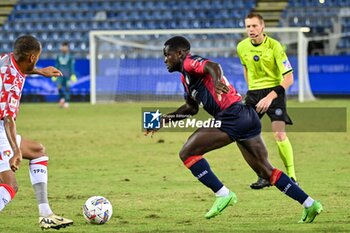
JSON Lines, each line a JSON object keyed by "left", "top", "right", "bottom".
{"left": 0, "top": 99, "right": 349, "bottom": 233}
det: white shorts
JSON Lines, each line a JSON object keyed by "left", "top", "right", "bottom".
{"left": 0, "top": 121, "right": 21, "bottom": 173}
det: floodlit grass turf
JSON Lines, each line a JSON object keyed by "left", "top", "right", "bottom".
{"left": 0, "top": 99, "right": 349, "bottom": 233}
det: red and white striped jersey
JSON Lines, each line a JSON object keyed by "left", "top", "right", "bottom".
{"left": 0, "top": 53, "right": 26, "bottom": 119}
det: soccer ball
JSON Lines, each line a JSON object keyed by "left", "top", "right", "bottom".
{"left": 83, "top": 196, "right": 113, "bottom": 224}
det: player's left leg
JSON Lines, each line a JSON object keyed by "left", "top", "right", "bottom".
{"left": 179, "top": 128, "right": 237, "bottom": 219}
{"left": 57, "top": 77, "right": 65, "bottom": 108}
{"left": 0, "top": 170, "right": 18, "bottom": 212}
{"left": 20, "top": 137, "right": 73, "bottom": 229}
{"left": 237, "top": 135, "right": 322, "bottom": 223}
{"left": 0, "top": 128, "right": 19, "bottom": 212}
{"left": 272, "top": 121, "right": 297, "bottom": 181}
{"left": 63, "top": 78, "right": 70, "bottom": 108}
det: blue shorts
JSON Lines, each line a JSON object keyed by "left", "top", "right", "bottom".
{"left": 215, "top": 102, "right": 261, "bottom": 142}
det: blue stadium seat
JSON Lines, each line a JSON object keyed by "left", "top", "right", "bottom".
{"left": 284, "top": 0, "right": 350, "bottom": 51}
{"left": 1, "top": 0, "right": 258, "bottom": 57}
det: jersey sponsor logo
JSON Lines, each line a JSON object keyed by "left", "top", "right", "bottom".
{"left": 249, "top": 49, "right": 262, "bottom": 54}
{"left": 253, "top": 55, "right": 260, "bottom": 61}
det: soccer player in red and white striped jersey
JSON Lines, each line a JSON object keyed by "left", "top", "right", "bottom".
{"left": 0, "top": 35, "right": 73, "bottom": 230}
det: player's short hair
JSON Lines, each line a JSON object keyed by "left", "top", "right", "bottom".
{"left": 14, "top": 35, "right": 41, "bottom": 62}
{"left": 164, "top": 36, "right": 191, "bottom": 51}
{"left": 62, "top": 41, "right": 69, "bottom": 46}
{"left": 246, "top": 13, "right": 264, "bottom": 24}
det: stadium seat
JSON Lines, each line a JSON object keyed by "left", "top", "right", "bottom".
{"left": 0, "top": 0, "right": 286, "bottom": 58}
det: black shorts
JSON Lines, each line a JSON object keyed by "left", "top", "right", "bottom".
{"left": 215, "top": 102, "right": 261, "bottom": 142}
{"left": 245, "top": 87, "right": 293, "bottom": 125}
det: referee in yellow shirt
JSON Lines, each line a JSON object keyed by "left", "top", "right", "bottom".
{"left": 237, "top": 13, "right": 297, "bottom": 189}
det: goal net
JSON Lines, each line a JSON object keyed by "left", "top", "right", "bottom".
{"left": 89, "top": 28, "right": 315, "bottom": 104}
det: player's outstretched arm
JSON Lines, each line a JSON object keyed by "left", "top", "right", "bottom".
{"left": 27, "top": 66, "right": 63, "bottom": 77}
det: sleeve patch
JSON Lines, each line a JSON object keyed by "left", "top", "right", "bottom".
{"left": 283, "top": 59, "right": 292, "bottom": 70}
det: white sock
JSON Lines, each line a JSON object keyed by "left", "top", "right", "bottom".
{"left": 302, "top": 196, "right": 314, "bottom": 208}
{"left": 29, "top": 156, "right": 53, "bottom": 217}
{"left": 0, "top": 185, "right": 14, "bottom": 212}
{"left": 215, "top": 186, "right": 230, "bottom": 197}
{"left": 29, "top": 157, "right": 48, "bottom": 184}
{"left": 39, "top": 203, "right": 53, "bottom": 217}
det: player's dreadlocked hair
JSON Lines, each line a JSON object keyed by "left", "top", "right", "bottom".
{"left": 14, "top": 35, "right": 41, "bottom": 62}
{"left": 164, "top": 36, "right": 191, "bottom": 51}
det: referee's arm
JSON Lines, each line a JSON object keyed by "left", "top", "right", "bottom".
{"left": 280, "top": 71, "right": 294, "bottom": 91}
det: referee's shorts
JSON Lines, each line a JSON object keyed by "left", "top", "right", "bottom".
{"left": 245, "top": 87, "right": 293, "bottom": 125}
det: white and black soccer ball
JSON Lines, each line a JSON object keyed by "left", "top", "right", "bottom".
{"left": 83, "top": 196, "right": 113, "bottom": 224}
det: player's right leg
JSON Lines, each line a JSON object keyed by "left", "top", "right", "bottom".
{"left": 0, "top": 170, "right": 17, "bottom": 212}
{"left": 63, "top": 80, "right": 70, "bottom": 108}
{"left": 179, "top": 128, "right": 237, "bottom": 219}
{"left": 0, "top": 125, "right": 19, "bottom": 212}
{"left": 236, "top": 135, "right": 322, "bottom": 223}
{"left": 57, "top": 77, "right": 65, "bottom": 108}
{"left": 21, "top": 137, "right": 73, "bottom": 229}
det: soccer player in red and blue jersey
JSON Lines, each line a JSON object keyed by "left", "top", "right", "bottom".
{"left": 146, "top": 36, "right": 322, "bottom": 222}
{"left": 0, "top": 35, "right": 73, "bottom": 230}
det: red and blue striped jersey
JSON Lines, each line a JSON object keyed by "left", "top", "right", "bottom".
{"left": 181, "top": 54, "right": 241, "bottom": 116}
